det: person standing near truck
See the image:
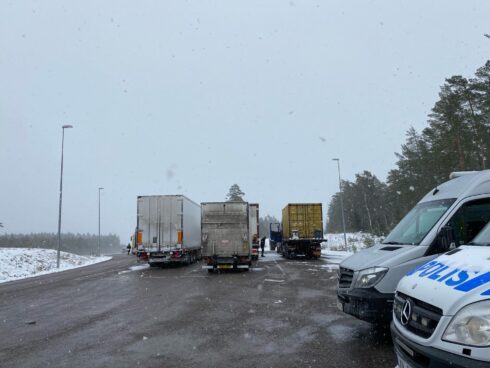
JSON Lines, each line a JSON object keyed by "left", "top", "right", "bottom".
{"left": 260, "top": 237, "right": 266, "bottom": 257}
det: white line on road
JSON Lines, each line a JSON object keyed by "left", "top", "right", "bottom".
{"left": 264, "top": 279, "right": 285, "bottom": 283}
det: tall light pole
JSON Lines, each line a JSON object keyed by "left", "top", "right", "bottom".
{"left": 332, "top": 158, "right": 348, "bottom": 250}
{"left": 57, "top": 124, "right": 74, "bottom": 268}
{"left": 98, "top": 187, "right": 104, "bottom": 257}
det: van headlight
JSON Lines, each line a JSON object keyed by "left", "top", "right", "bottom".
{"left": 442, "top": 300, "right": 490, "bottom": 347}
{"left": 353, "top": 267, "right": 388, "bottom": 288}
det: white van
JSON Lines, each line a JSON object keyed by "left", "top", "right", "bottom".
{"left": 391, "top": 223, "right": 490, "bottom": 367}
{"left": 337, "top": 170, "right": 490, "bottom": 324}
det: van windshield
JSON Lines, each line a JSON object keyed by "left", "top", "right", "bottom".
{"left": 470, "top": 222, "right": 490, "bottom": 245}
{"left": 383, "top": 199, "right": 456, "bottom": 245}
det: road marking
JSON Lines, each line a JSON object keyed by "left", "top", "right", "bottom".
{"left": 273, "top": 260, "right": 286, "bottom": 276}
{"left": 264, "top": 279, "right": 285, "bottom": 283}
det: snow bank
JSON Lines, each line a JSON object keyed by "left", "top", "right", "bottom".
{"left": 323, "top": 232, "right": 384, "bottom": 252}
{"left": 320, "top": 232, "right": 385, "bottom": 263}
{"left": 0, "top": 248, "right": 111, "bottom": 283}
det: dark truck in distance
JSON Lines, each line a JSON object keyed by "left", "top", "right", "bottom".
{"left": 201, "top": 202, "right": 252, "bottom": 272}
{"left": 269, "top": 223, "right": 282, "bottom": 251}
{"left": 278, "top": 203, "right": 323, "bottom": 259}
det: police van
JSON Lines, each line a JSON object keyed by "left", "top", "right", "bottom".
{"left": 337, "top": 170, "right": 490, "bottom": 324}
{"left": 392, "top": 222, "right": 490, "bottom": 367}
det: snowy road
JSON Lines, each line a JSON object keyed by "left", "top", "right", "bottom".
{"left": 0, "top": 253, "right": 396, "bottom": 368}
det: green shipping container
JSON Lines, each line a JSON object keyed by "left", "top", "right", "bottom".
{"left": 282, "top": 203, "right": 323, "bottom": 240}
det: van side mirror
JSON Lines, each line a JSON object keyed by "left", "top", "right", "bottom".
{"left": 436, "top": 225, "right": 454, "bottom": 252}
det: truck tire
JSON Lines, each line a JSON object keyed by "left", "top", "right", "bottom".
{"left": 149, "top": 262, "right": 158, "bottom": 267}
{"left": 207, "top": 269, "right": 214, "bottom": 274}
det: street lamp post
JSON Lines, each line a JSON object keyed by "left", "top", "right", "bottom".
{"left": 98, "top": 187, "right": 104, "bottom": 257}
{"left": 57, "top": 124, "right": 73, "bottom": 268}
{"left": 332, "top": 158, "right": 348, "bottom": 250}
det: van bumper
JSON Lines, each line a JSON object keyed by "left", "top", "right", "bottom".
{"left": 337, "top": 287, "right": 393, "bottom": 324}
{"left": 391, "top": 322, "right": 490, "bottom": 368}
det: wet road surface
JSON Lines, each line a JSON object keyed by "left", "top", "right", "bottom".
{"left": 0, "top": 252, "right": 396, "bottom": 367}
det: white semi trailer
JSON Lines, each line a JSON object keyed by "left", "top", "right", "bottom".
{"left": 136, "top": 195, "right": 201, "bottom": 267}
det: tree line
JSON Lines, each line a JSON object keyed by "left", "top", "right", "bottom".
{"left": 0, "top": 233, "right": 122, "bottom": 255}
{"left": 328, "top": 60, "right": 490, "bottom": 235}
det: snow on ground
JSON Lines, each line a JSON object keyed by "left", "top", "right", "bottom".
{"left": 256, "top": 251, "right": 283, "bottom": 262}
{"left": 118, "top": 264, "right": 150, "bottom": 275}
{"left": 321, "top": 232, "right": 385, "bottom": 264}
{"left": 258, "top": 233, "right": 384, "bottom": 266}
{"left": 323, "top": 232, "right": 384, "bottom": 252}
{"left": 0, "top": 248, "right": 112, "bottom": 283}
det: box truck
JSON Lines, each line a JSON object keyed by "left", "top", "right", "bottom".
{"left": 337, "top": 170, "right": 490, "bottom": 324}
{"left": 392, "top": 222, "right": 490, "bottom": 367}
{"left": 279, "top": 203, "right": 323, "bottom": 259}
{"left": 135, "top": 195, "right": 201, "bottom": 267}
{"left": 201, "top": 202, "right": 252, "bottom": 272}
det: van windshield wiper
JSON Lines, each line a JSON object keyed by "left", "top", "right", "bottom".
{"left": 382, "top": 241, "right": 404, "bottom": 245}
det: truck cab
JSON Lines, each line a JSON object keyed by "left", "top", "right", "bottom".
{"left": 392, "top": 222, "right": 490, "bottom": 367}
{"left": 337, "top": 171, "right": 490, "bottom": 324}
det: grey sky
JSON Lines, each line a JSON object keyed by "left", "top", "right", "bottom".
{"left": 1, "top": 1, "right": 489, "bottom": 243}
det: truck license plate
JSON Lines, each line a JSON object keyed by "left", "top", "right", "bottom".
{"left": 217, "top": 265, "right": 232, "bottom": 269}
{"left": 397, "top": 355, "right": 414, "bottom": 368}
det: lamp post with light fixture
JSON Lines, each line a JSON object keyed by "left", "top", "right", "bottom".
{"left": 98, "top": 187, "right": 104, "bottom": 257}
{"left": 332, "top": 158, "right": 348, "bottom": 250}
{"left": 57, "top": 124, "right": 73, "bottom": 268}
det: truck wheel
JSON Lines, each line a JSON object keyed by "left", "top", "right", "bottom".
{"left": 149, "top": 262, "right": 157, "bottom": 267}
{"left": 207, "top": 269, "right": 214, "bottom": 274}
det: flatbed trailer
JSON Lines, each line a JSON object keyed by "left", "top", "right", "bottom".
{"left": 280, "top": 203, "right": 323, "bottom": 259}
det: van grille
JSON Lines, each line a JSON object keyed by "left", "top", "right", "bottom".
{"left": 338, "top": 267, "right": 354, "bottom": 288}
{"left": 394, "top": 292, "right": 442, "bottom": 339}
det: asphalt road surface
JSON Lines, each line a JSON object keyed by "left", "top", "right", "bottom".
{"left": 0, "top": 252, "right": 397, "bottom": 368}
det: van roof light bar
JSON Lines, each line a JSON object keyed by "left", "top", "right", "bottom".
{"left": 449, "top": 171, "right": 478, "bottom": 180}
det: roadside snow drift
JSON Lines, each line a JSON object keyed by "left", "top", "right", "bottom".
{"left": 321, "top": 232, "right": 385, "bottom": 265}
{"left": 0, "top": 248, "right": 111, "bottom": 283}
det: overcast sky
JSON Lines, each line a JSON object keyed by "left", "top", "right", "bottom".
{"left": 1, "top": 1, "right": 489, "bottom": 243}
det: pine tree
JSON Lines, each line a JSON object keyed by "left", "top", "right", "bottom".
{"left": 259, "top": 215, "right": 280, "bottom": 237}
{"left": 226, "top": 184, "right": 245, "bottom": 202}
